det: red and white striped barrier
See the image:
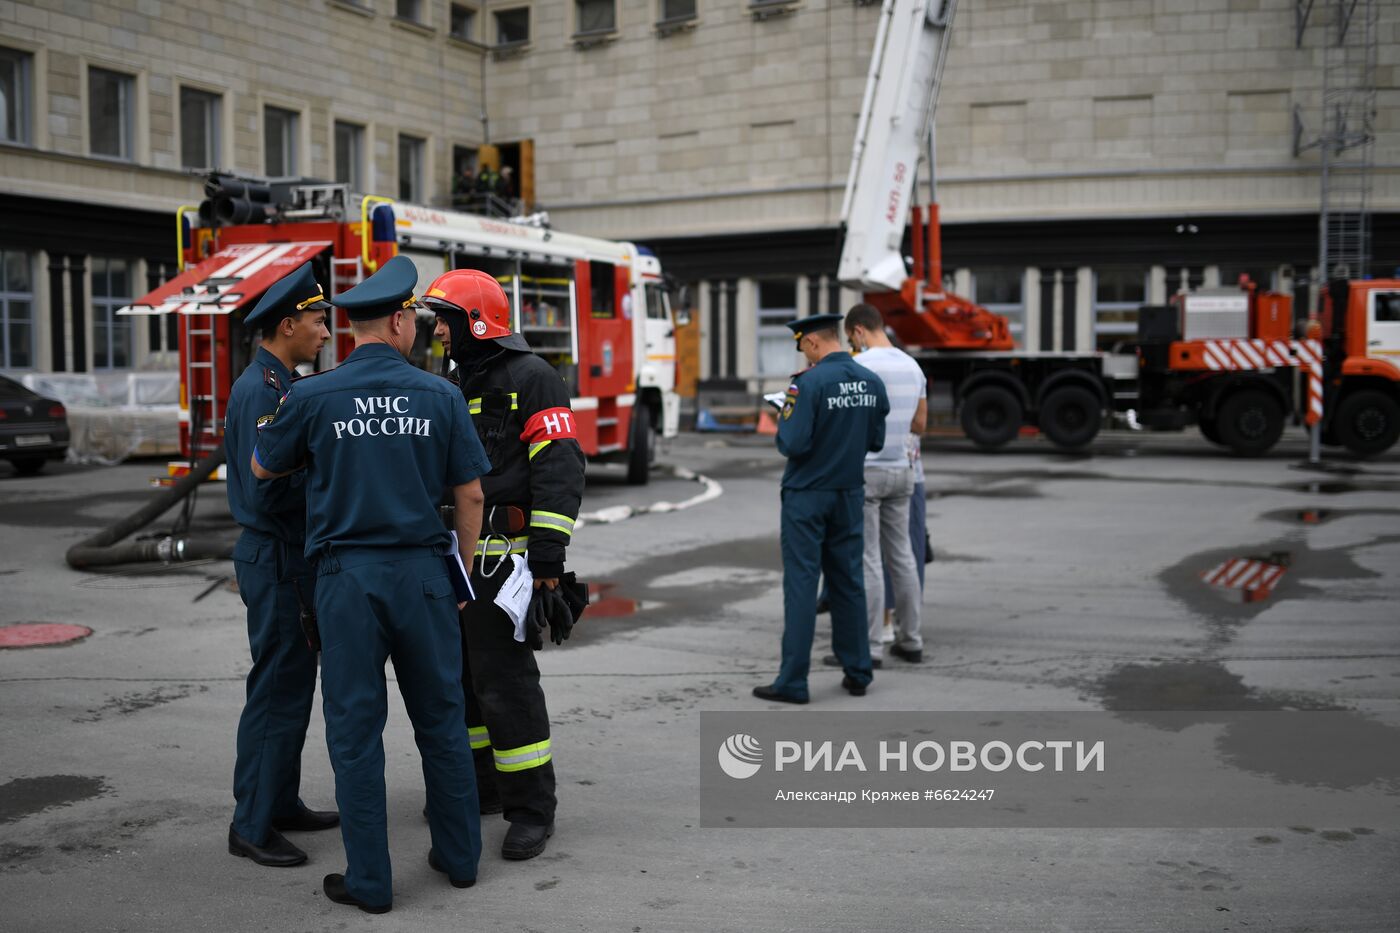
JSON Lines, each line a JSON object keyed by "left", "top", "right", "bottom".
{"left": 1200, "top": 339, "right": 1325, "bottom": 426}
{"left": 1200, "top": 557, "right": 1287, "bottom": 603}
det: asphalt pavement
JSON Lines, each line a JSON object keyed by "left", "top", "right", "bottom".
{"left": 1, "top": 429, "right": 1397, "bottom": 932}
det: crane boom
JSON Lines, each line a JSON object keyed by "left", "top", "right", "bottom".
{"left": 838, "top": 0, "right": 956, "bottom": 293}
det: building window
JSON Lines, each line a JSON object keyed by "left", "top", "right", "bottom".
{"left": 88, "top": 67, "right": 135, "bottom": 160}
{"left": 179, "top": 88, "right": 221, "bottom": 170}
{"left": 0, "top": 47, "right": 33, "bottom": 145}
{"left": 971, "top": 268, "right": 1024, "bottom": 346}
{"left": 92, "top": 258, "right": 134, "bottom": 370}
{"left": 659, "top": 0, "right": 696, "bottom": 24}
{"left": 450, "top": 3, "right": 477, "bottom": 39}
{"left": 334, "top": 120, "right": 364, "bottom": 189}
{"left": 495, "top": 7, "right": 530, "bottom": 44}
{"left": 757, "top": 279, "right": 799, "bottom": 376}
{"left": 264, "top": 106, "right": 299, "bottom": 176}
{"left": 396, "top": 0, "right": 423, "bottom": 22}
{"left": 1094, "top": 267, "right": 1147, "bottom": 352}
{"left": 0, "top": 250, "right": 34, "bottom": 370}
{"left": 398, "top": 134, "right": 425, "bottom": 202}
{"left": 575, "top": 0, "right": 615, "bottom": 34}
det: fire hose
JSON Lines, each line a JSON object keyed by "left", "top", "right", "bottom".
{"left": 64, "top": 450, "right": 236, "bottom": 570}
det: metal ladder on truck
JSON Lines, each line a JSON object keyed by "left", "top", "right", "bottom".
{"left": 180, "top": 306, "right": 228, "bottom": 478}
{"left": 326, "top": 256, "right": 364, "bottom": 368}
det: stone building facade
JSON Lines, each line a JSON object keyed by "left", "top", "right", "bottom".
{"left": 1, "top": 0, "right": 1397, "bottom": 394}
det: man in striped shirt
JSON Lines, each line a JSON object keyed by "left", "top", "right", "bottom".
{"left": 843, "top": 304, "right": 927, "bottom": 664}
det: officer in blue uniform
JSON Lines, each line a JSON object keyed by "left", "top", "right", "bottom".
{"left": 225, "top": 262, "right": 339, "bottom": 867}
{"left": 252, "top": 256, "right": 492, "bottom": 914}
{"left": 754, "top": 313, "right": 889, "bottom": 704}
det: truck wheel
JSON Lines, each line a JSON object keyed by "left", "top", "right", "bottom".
{"left": 1198, "top": 416, "right": 1222, "bottom": 445}
{"left": 1216, "top": 389, "right": 1284, "bottom": 457}
{"left": 1334, "top": 390, "right": 1400, "bottom": 457}
{"left": 960, "top": 386, "right": 1023, "bottom": 450}
{"left": 9, "top": 457, "right": 46, "bottom": 476}
{"left": 626, "top": 404, "right": 653, "bottom": 485}
{"left": 1038, "top": 386, "right": 1101, "bottom": 450}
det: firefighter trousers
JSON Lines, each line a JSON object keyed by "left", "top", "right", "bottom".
{"left": 461, "top": 561, "right": 557, "bottom": 827}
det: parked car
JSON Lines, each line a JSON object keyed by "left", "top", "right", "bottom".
{"left": 0, "top": 375, "right": 70, "bottom": 475}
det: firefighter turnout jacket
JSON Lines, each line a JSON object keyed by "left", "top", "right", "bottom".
{"left": 458, "top": 346, "right": 585, "bottom": 578}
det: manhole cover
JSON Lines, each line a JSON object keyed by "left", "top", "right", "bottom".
{"left": 0, "top": 623, "right": 94, "bottom": 649}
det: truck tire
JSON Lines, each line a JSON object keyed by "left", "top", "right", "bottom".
{"left": 1038, "top": 386, "right": 1101, "bottom": 450}
{"left": 1334, "top": 390, "right": 1400, "bottom": 457}
{"left": 960, "top": 385, "right": 1023, "bottom": 450}
{"left": 626, "top": 404, "right": 653, "bottom": 485}
{"left": 1216, "top": 389, "right": 1284, "bottom": 457}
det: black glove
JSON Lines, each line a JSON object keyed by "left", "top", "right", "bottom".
{"left": 542, "top": 586, "right": 573, "bottom": 645}
{"left": 525, "top": 588, "right": 548, "bottom": 651}
{"left": 558, "top": 572, "right": 589, "bottom": 624}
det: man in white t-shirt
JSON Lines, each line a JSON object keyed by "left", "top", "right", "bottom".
{"left": 841, "top": 304, "right": 927, "bottom": 663}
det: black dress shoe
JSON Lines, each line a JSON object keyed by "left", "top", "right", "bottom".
{"left": 272, "top": 806, "right": 340, "bottom": 832}
{"left": 752, "top": 685, "right": 809, "bottom": 705}
{"left": 821, "top": 654, "right": 881, "bottom": 669}
{"left": 428, "top": 848, "right": 477, "bottom": 888}
{"left": 227, "top": 825, "right": 307, "bottom": 867}
{"left": 841, "top": 676, "right": 867, "bottom": 697}
{"left": 502, "top": 821, "right": 555, "bottom": 860}
{"left": 889, "top": 645, "right": 923, "bottom": 663}
{"left": 323, "top": 873, "right": 391, "bottom": 914}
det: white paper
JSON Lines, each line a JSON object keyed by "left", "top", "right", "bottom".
{"left": 492, "top": 555, "right": 534, "bottom": 643}
{"left": 447, "top": 532, "right": 477, "bottom": 601}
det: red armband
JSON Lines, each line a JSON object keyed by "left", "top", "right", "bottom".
{"left": 521, "top": 407, "right": 578, "bottom": 442}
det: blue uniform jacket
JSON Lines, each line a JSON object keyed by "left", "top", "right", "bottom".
{"left": 776, "top": 351, "right": 890, "bottom": 490}
{"left": 252, "top": 343, "right": 492, "bottom": 561}
{"left": 225, "top": 346, "right": 307, "bottom": 545}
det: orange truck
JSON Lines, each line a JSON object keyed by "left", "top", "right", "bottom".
{"left": 1129, "top": 278, "right": 1400, "bottom": 457}
{"left": 841, "top": 0, "right": 1399, "bottom": 457}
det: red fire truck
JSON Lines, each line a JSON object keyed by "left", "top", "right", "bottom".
{"left": 121, "top": 176, "right": 680, "bottom": 483}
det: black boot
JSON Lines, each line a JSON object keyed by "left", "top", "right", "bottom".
{"left": 272, "top": 806, "right": 340, "bottom": 832}
{"left": 227, "top": 826, "right": 307, "bottom": 867}
{"left": 501, "top": 821, "right": 554, "bottom": 860}
{"left": 323, "top": 873, "right": 391, "bottom": 914}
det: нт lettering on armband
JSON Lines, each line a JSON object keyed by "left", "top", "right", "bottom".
{"left": 520, "top": 407, "right": 578, "bottom": 443}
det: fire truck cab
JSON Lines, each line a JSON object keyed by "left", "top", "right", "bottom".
{"left": 121, "top": 176, "right": 680, "bottom": 483}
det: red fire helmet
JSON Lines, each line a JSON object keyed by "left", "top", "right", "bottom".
{"left": 422, "top": 269, "right": 513, "bottom": 341}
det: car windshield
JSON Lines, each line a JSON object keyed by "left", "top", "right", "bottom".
{"left": 0, "top": 375, "right": 38, "bottom": 400}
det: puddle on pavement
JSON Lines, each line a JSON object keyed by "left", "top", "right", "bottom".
{"left": 1261, "top": 506, "right": 1400, "bottom": 526}
{"left": 1160, "top": 535, "right": 1397, "bottom": 645}
{"left": 1285, "top": 479, "right": 1400, "bottom": 495}
{"left": 1096, "top": 660, "right": 1338, "bottom": 713}
{"left": 570, "top": 536, "right": 782, "bottom": 644}
{"left": 0, "top": 775, "right": 108, "bottom": 824}
{"left": 1095, "top": 660, "right": 1400, "bottom": 791}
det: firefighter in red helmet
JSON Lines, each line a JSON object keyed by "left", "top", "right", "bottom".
{"left": 424, "top": 268, "right": 584, "bottom": 860}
